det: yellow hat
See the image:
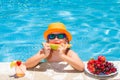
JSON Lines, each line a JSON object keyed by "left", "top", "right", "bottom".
{"left": 44, "top": 22, "right": 72, "bottom": 41}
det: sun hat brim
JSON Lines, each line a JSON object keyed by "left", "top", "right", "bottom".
{"left": 44, "top": 29, "right": 72, "bottom": 41}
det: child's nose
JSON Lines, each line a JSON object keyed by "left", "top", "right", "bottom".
{"left": 54, "top": 36, "right": 59, "bottom": 40}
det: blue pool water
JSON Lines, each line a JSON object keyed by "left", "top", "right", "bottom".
{"left": 0, "top": 0, "right": 120, "bottom": 62}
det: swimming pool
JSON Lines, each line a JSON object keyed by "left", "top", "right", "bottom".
{"left": 0, "top": 0, "right": 120, "bottom": 62}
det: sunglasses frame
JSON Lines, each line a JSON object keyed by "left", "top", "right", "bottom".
{"left": 48, "top": 34, "right": 66, "bottom": 39}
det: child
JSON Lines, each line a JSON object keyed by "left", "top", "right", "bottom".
{"left": 25, "top": 22, "right": 84, "bottom": 71}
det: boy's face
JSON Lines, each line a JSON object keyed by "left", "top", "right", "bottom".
{"left": 47, "top": 32, "right": 67, "bottom": 44}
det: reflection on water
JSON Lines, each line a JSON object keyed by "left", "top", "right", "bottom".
{"left": 0, "top": 0, "right": 120, "bottom": 62}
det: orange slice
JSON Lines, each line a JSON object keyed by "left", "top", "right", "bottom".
{"left": 16, "top": 73, "right": 25, "bottom": 77}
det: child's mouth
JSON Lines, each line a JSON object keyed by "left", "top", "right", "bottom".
{"left": 52, "top": 41, "right": 61, "bottom": 44}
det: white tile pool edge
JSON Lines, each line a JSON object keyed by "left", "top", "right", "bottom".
{"left": 0, "top": 61, "right": 120, "bottom": 80}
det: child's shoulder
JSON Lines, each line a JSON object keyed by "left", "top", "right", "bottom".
{"left": 68, "top": 49, "right": 75, "bottom": 53}
{"left": 67, "top": 49, "right": 76, "bottom": 56}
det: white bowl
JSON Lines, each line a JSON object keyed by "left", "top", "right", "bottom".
{"left": 85, "top": 65, "right": 118, "bottom": 79}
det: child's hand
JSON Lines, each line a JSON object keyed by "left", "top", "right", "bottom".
{"left": 58, "top": 43, "right": 68, "bottom": 56}
{"left": 42, "top": 43, "right": 51, "bottom": 58}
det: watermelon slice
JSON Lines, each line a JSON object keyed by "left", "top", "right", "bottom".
{"left": 50, "top": 44, "right": 72, "bottom": 50}
{"left": 42, "top": 42, "right": 72, "bottom": 50}
{"left": 50, "top": 44, "right": 60, "bottom": 50}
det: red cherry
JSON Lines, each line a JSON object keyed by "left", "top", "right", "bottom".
{"left": 16, "top": 60, "right": 22, "bottom": 66}
{"left": 87, "top": 65, "right": 95, "bottom": 73}
{"left": 87, "top": 56, "right": 117, "bottom": 75}
{"left": 98, "top": 55, "right": 106, "bottom": 62}
{"left": 88, "top": 59, "right": 95, "bottom": 65}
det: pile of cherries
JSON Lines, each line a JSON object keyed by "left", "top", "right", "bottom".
{"left": 87, "top": 56, "right": 117, "bottom": 75}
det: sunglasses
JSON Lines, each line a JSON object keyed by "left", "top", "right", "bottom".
{"left": 48, "top": 34, "right": 66, "bottom": 39}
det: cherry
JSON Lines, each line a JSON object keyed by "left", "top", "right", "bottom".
{"left": 16, "top": 60, "right": 22, "bottom": 66}
{"left": 98, "top": 55, "right": 106, "bottom": 62}
{"left": 87, "top": 56, "right": 117, "bottom": 75}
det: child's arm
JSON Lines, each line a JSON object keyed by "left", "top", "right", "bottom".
{"left": 60, "top": 50, "right": 84, "bottom": 72}
{"left": 25, "top": 43, "right": 51, "bottom": 68}
{"left": 24, "top": 50, "right": 45, "bottom": 68}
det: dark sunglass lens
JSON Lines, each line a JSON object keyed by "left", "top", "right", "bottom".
{"left": 48, "top": 34, "right": 55, "bottom": 39}
{"left": 57, "top": 34, "right": 66, "bottom": 39}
